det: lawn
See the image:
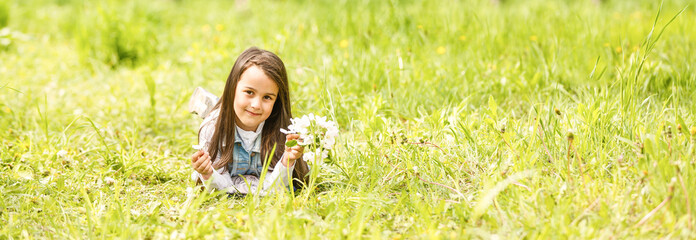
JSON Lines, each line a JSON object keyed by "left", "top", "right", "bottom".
{"left": 1, "top": 0, "right": 696, "bottom": 238}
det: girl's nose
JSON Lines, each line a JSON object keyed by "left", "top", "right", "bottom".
{"left": 250, "top": 97, "right": 261, "bottom": 108}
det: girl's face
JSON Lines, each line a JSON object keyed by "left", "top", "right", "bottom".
{"left": 234, "top": 65, "right": 279, "bottom": 131}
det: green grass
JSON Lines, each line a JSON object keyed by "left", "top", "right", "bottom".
{"left": 2, "top": 0, "right": 696, "bottom": 238}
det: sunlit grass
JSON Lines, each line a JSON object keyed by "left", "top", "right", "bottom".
{"left": 2, "top": 0, "right": 696, "bottom": 238}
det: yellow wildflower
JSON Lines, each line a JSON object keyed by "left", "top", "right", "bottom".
{"left": 615, "top": 46, "right": 622, "bottom": 53}
{"left": 437, "top": 46, "right": 446, "bottom": 55}
{"left": 529, "top": 35, "right": 538, "bottom": 42}
{"left": 215, "top": 24, "right": 224, "bottom": 32}
{"left": 613, "top": 12, "right": 621, "bottom": 19}
{"left": 201, "top": 24, "right": 210, "bottom": 33}
{"left": 339, "top": 39, "right": 349, "bottom": 48}
{"left": 459, "top": 35, "right": 467, "bottom": 41}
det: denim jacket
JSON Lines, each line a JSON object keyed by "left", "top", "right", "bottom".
{"left": 227, "top": 127, "right": 266, "bottom": 176}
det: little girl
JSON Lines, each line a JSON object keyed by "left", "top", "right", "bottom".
{"left": 189, "top": 47, "right": 309, "bottom": 195}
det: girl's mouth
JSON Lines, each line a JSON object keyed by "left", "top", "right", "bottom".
{"left": 246, "top": 110, "right": 261, "bottom": 116}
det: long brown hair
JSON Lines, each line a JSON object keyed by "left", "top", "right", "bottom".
{"left": 200, "top": 47, "right": 309, "bottom": 187}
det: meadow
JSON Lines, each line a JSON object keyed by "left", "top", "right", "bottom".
{"left": 2, "top": 0, "right": 696, "bottom": 238}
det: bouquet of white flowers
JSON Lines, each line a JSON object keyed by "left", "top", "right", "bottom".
{"left": 281, "top": 113, "right": 339, "bottom": 164}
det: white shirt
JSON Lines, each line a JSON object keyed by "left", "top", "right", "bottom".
{"left": 236, "top": 122, "right": 264, "bottom": 153}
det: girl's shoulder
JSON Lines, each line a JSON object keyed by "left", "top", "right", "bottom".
{"left": 201, "top": 109, "right": 220, "bottom": 127}
{"left": 199, "top": 109, "right": 220, "bottom": 138}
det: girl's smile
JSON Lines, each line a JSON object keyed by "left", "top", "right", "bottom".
{"left": 234, "top": 65, "right": 279, "bottom": 131}
{"left": 245, "top": 110, "right": 261, "bottom": 116}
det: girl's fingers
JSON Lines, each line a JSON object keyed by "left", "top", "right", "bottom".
{"left": 192, "top": 157, "right": 202, "bottom": 169}
{"left": 204, "top": 156, "right": 212, "bottom": 167}
{"left": 291, "top": 145, "right": 304, "bottom": 153}
{"left": 193, "top": 156, "right": 211, "bottom": 174}
{"left": 203, "top": 158, "right": 212, "bottom": 173}
{"left": 286, "top": 134, "right": 300, "bottom": 140}
{"left": 191, "top": 150, "right": 203, "bottom": 163}
{"left": 191, "top": 150, "right": 208, "bottom": 164}
{"left": 204, "top": 155, "right": 213, "bottom": 169}
{"left": 192, "top": 152, "right": 209, "bottom": 171}
{"left": 288, "top": 149, "right": 303, "bottom": 160}
{"left": 197, "top": 153, "right": 209, "bottom": 163}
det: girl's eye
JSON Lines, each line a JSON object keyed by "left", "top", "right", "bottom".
{"left": 264, "top": 96, "right": 273, "bottom": 100}
{"left": 244, "top": 90, "right": 253, "bottom": 95}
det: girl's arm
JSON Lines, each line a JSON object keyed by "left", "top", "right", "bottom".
{"left": 192, "top": 165, "right": 236, "bottom": 190}
{"left": 260, "top": 152, "right": 296, "bottom": 194}
{"left": 199, "top": 152, "right": 295, "bottom": 195}
{"left": 260, "top": 133, "right": 304, "bottom": 194}
{"left": 191, "top": 120, "right": 236, "bottom": 191}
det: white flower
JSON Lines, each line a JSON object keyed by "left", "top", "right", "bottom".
{"left": 288, "top": 116, "right": 310, "bottom": 134}
{"left": 303, "top": 149, "right": 328, "bottom": 163}
{"left": 104, "top": 177, "right": 116, "bottom": 185}
{"left": 300, "top": 135, "right": 314, "bottom": 145}
{"left": 302, "top": 151, "right": 315, "bottom": 162}
{"left": 318, "top": 118, "right": 336, "bottom": 130}
{"left": 283, "top": 113, "right": 339, "bottom": 165}
{"left": 314, "top": 115, "right": 328, "bottom": 126}
{"left": 56, "top": 150, "right": 68, "bottom": 158}
{"left": 321, "top": 138, "right": 335, "bottom": 149}
{"left": 279, "top": 128, "right": 294, "bottom": 134}
{"left": 322, "top": 119, "right": 339, "bottom": 137}
{"left": 130, "top": 209, "right": 141, "bottom": 217}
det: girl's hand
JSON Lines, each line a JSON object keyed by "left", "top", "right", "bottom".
{"left": 283, "top": 134, "right": 304, "bottom": 167}
{"left": 191, "top": 150, "right": 213, "bottom": 180}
